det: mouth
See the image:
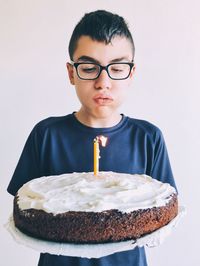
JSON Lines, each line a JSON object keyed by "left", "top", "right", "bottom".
{"left": 93, "top": 94, "right": 113, "bottom": 105}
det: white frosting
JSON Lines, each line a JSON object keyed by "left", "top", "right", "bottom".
{"left": 17, "top": 172, "right": 176, "bottom": 214}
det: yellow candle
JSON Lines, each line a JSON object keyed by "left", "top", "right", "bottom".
{"left": 94, "top": 138, "right": 99, "bottom": 175}
{"left": 93, "top": 135, "right": 108, "bottom": 176}
{"left": 93, "top": 138, "right": 99, "bottom": 176}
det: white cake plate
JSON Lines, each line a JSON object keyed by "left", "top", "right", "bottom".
{"left": 5, "top": 206, "right": 185, "bottom": 258}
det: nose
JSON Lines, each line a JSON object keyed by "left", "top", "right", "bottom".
{"left": 94, "top": 69, "right": 112, "bottom": 90}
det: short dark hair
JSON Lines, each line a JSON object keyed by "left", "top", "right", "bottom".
{"left": 68, "top": 10, "right": 135, "bottom": 60}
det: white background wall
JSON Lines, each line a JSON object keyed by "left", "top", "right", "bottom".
{"left": 1, "top": 0, "right": 199, "bottom": 265}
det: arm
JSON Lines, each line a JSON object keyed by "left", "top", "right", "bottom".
{"left": 150, "top": 129, "right": 177, "bottom": 190}
{"left": 7, "top": 125, "right": 41, "bottom": 196}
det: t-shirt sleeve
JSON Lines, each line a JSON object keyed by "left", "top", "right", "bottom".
{"left": 7, "top": 126, "right": 41, "bottom": 196}
{"left": 150, "top": 128, "right": 177, "bottom": 190}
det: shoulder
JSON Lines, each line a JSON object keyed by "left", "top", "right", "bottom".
{"left": 126, "top": 117, "right": 163, "bottom": 138}
{"left": 32, "top": 114, "right": 73, "bottom": 133}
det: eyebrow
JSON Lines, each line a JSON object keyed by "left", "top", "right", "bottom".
{"left": 76, "top": 55, "right": 132, "bottom": 64}
{"left": 77, "top": 56, "right": 100, "bottom": 63}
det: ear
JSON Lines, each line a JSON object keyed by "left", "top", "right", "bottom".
{"left": 129, "top": 65, "right": 136, "bottom": 80}
{"left": 126, "top": 64, "right": 136, "bottom": 87}
{"left": 66, "top": 63, "right": 75, "bottom": 85}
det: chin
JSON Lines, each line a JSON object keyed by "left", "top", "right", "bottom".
{"left": 94, "top": 108, "right": 117, "bottom": 119}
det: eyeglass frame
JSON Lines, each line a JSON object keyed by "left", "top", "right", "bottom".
{"left": 70, "top": 60, "right": 135, "bottom": 80}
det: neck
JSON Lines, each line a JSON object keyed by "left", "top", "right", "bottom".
{"left": 74, "top": 109, "right": 122, "bottom": 128}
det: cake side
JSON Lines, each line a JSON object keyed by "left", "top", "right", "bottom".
{"left": 13, "top": 193, "right": 178, "bottom": 243}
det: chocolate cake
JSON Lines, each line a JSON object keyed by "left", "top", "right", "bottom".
{"left": 13, "top": 172, "right": 178, "bottom": 243}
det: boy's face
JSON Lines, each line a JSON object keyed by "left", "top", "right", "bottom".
{"left": 67, "top": 36, "right": 135, "bottom": 120}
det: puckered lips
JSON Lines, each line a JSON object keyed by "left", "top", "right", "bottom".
{"left": 93, "top": 93, "right": 114, "bottom": 105}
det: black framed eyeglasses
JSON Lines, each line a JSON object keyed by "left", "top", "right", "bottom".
{"left": 70, "top": 61, "right": 134, "bottom": 80}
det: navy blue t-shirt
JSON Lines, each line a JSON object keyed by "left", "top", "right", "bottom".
{"left": 7, "top": 113, "right": 176, "bottom": 266}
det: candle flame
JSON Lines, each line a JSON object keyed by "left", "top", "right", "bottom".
{"left": 95, "top": 135, "right": 108, "bottom": 147}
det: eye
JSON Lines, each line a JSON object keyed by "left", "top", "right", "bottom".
{"left": 110, "top": 66, "right": 124, "bottom": 72}
{"left": 82, "top": 67, "right": 97, "bottom": 73}
{"left": 79, "top": 64, "right": 98, "bottom": 73}
{"left": 111, "top": 67, "right": 123, "bottom": 72}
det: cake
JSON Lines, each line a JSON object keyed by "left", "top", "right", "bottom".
{"left": 13, "top": 172, "right": 178, "bottom": 243}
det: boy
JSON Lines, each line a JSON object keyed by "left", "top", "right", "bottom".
{"left": 7, "top": 10, "right": 176, "bottom": 266}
